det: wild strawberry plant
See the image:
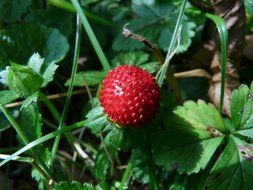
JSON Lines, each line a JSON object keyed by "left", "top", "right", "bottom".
{"left": 0, "top": 0, "right": 253, "bottom": 190}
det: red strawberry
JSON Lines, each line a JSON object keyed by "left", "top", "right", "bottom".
{"left": 99, "top": 65, "right": 160, "bottom": 127}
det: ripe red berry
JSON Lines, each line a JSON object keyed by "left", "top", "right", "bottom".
{"left": 99, "top": 65, "right": 160, "bottom": 127}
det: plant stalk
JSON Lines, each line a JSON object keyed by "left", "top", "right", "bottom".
{"left": 156, "top": 0, "right": 187, "bottom": 86}
{"left": 71, "top": 0, "right": 111, "bottom": 72}
{"left": 0, "top": 104, "right": 54, "bottom": 182}
{"left": 49, "top": 14, "right": 82, "bottom": 167}
{"left": 47, "top": 0, "right": 117, "bottom": 28}
{"left": 119, "top": 152, "right": 135, "bottom": 190}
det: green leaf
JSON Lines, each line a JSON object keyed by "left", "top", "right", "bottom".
{"left": 54, "top": 181, "right": 95, "bottom": 190}
{"left": 169, "top": 171, "right": 208, "bottom": 190}
{"left": 41, "top": 61, "right": 59, "bottom": 87}
{"left": 94, "top": 148, "right": 110, "bottom": 181}
{"left": 207, "top": 136, "right": 253, "bottom": 190}
{"left": 111, "top": 51, "right": 160, "bottom": 73}
{"left": 16, "top": 104, "right": 42, "bottom": 142}
{"left": 65, "top": 71, "right": 106, "bottom": 87}
{"left": 158, "top": 20, "right": 196, "bottom": 53}
{"left": 236, "top": 128, "right": 253, "bottom": 139}
{"left": 0, "top": 109, "right": 19, "bottom": 132}
{"left": 27, "top": 53, "right": 59, "bottom": 87}
{"left": 0, "top": 23, "right": 69, "bottom": 69}
{"left": 112, "top": 1, "right": 196, "bottom": 53}
{"left": 27, "top": 53, "right": 45, "bottom": 74}
{"left": 153, "top": 129, "right": 224, "bottom": 174}
{"left": 112, "top": 51, "right": 149, "bottom": 67}
{"left": 205, "top": 13, "right": 228, "bottom": 112}
{"left": 230, "top": 84, "right": 253, "bottom": 129}
{"left": 0, "top": 0, "right": 31, "bottom": 22}
{"left": 32, "top": 147, "right": 51, "bottom": 189}
{"left": 152, "top": 100, "right": 226, "bottom": 174}
{"left": 85, "top": 106, "right": 109, "bottom": 135}
{"left": 132, "top": 149, "right": 150, "bottom": 184}
{"left": 0, "top": 90, "right": 19, "bottom": 105}
{"left": 25, "top": 7, "right": 73, "bottom": 37}
{"left": 21, "top": 92, "right": 39, "bottom": 110}
{"left": 245, "top": 0, "right": 253, "bottom": 32}
{"left": 139, "top": 62, "right": 160, "bottom": 74}
{"left": 230, "top": 85, "right": 249, "bottom": 128}
{"left": 7, "top": 64, "right": 43, "bottom": 97}
{"left": 174, "top": 100, "right": 227, "bottom": 133}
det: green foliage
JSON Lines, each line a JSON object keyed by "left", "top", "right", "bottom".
{"left": 152, "top": 101, "right": 225, "bottom": 174}
{"left": 152, "top": 84, "right": 253, "bottom": 188}
{"left": 85, "top": 106, "right": 110, "bottom": 135}
{"left": 0, "top": 53, "right": 58, "bottom": 98}
{"left": 112, "top": 51, "right": 149, "bottom": 66}
{"left": 132, "top": 149, "right": 150, "bottom": 184}
{"left": 54, "top": 181, "right": 96, "bottom": 190}
{"left": 27, "top": 53, "right": 59, "bottom": 87}
{"left": 168, "top": 171, "right": 208, "bottom": 190}
{"left": 94, "top": 148, "right": 111, "bottom": 181}
{"left": 68, "top": 51, "right": 159, "bottom": 87}
{"left": 245, "top": 0, "right": 253, "bottom": 31}
{"left": 230, "top": 84, "right": 253, "bottom": 130}
{"left": 16, "top": 104, "right": 42, "bottom": 142}
{"left": 0, "top": 109, "right": 19, "bottom": 132}
{"left": 32, "top": 148, "right": 52, "bottom": 189}
{"left": 0, "top": 0, "right": 31, "bottom": 22}
{"left": 0, "top": 23, "right": 69, "bottom": 69}
{"left": 21, "top": 92, "right": 39, "bottom": 110}
{"left": 112, "top": 0, "right": 196, "bottom": 53}
{"left": 0, "top": 90, "right": 19, "bottom": 105}
{"left": 0, "top": 1, "right": 251, "bottom": 189}
{"left": 65, "top": 71, "right": 106, "bottom": 87}
{"left": 207, "top": 136, "right": 253, "bottom": 190}
{"left": 25, "top": 7, "right": 73, "bottom": 37}
{"left": 112, "top": 51, "right": 160, "bottom": 73}
{"left": 7, "top": 64, "right": 43, "bottom": 97}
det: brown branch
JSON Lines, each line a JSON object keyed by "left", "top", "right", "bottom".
{"left": 174, "top": 69, "right": 211, "bottom": 79}
{"left": 5, "top": 89, "right": 87, "bottom": 108}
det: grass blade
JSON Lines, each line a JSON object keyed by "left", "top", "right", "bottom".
{"left": 0, "top": 104, "right": 53, "bottom": 180}
{"left": 0, "top": 120, "right": 87, "bottom": 167}
{"left": 49, "top": 14, "right": 82, "bottom": 167}
{"left": 71, "top": 0, "right": 111, "bottom": 72}
{"left": 156, "top": 0, "right": 187, "bottom": 86}
{"left": 47, "top": 0, "right": 117, "bottom": 28}
{"left": 205, "top": 13, "right": 228, "bottom": 113}
{"left": 0, "top": 154, "right": 33, "bottom": 163}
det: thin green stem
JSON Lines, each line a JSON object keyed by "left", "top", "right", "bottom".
{"left": 71, "top": 0, "right": 111, "bottom": 72}
{"left": 0, "top": 119, "right": 87, "bottom": 167}
{"left": 40, "top": 92, "right": 87, "bottom": 158}
{"left": 49, "top": 14, "right": 82, "bottom": 167}
{"left": 205, "top": 13, "right": 228, "bottom": 113}
{"left": 47, "top": 0, "right": 118, "bottom": 28}
{"left": 156, "top": 0, "right": 187, "bottom": 86}
{"left": 0, "top": 104, "right": 54, "bottom": 181}
{"left": 67, "top": 2, "right": 114, "bottom": 175}
{"left": 119, "top": 153, "right": 135, "bottom": 190}
{"left": 145, "top": 132, "right": 160, "bottom": 190}
{"left": 40, "top": 92, "right": 61, "bottom": 122}
{"left": 0, "top": 105, "right": 30, "bottom": 144}
{"left": 0, "top": 154, "right": 34, "bottom": 163}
